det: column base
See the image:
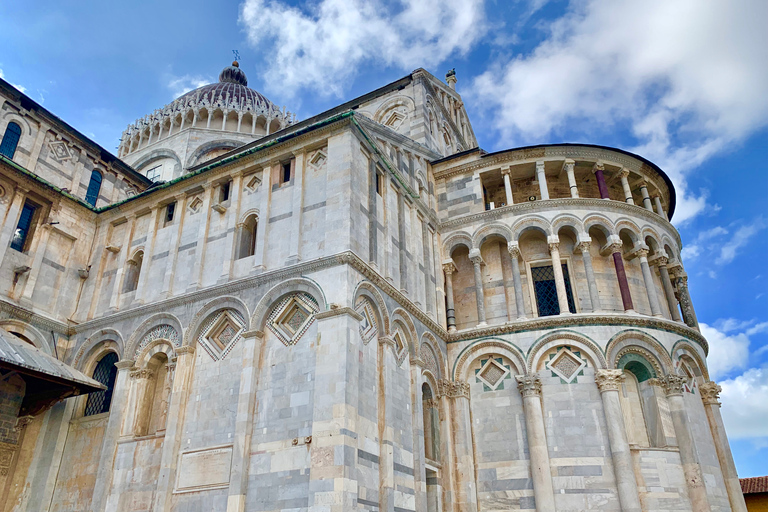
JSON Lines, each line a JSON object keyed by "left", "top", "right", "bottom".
{"left": 476, "top": 321, "right": 487, "bottom": 327}
{"left": 448, "top": 326, "right": 457, "bottom": 333}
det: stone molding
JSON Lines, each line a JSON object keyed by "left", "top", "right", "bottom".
{"left": 438, "top": 197, "right": 682, "bottom": 249}
{"left": 516, "top": 375, "right": 542, "bottom": 397}
{"left": 115, "top": 359, "right": 136, "bottom": 370}
{"left": 315, "top": 306, "right": 364, "bottom": 321}
{"left": 699, "top": 381, "right": 722, "bottom": 406}
{"left": 437, "top": 379, "right": 470, "bottom": 399}
{"left": 595, "top": 369, "right": 625, "bottom": 392}
{"left": 661, "top": 374, "right": 687, "bottom": 396}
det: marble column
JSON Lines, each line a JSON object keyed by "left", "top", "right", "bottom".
{"left": 91, "top": 359, "right": 134, "bottom": 512}
{"left": 516, "top": 375, "right": 556, "bottom": 512}
{"left": 671, "top": 266, "right": 699, "bottom": 329}
{"left": 536, "top": 161, "right": 549, "bottom": 200}
{"left": 409, "top": 360, "right": 428, "bottom": 512}
{"left": 227, "top": 331, "right": 264, "bottom": 512}
{"left": 662, "top": 375, "right": 712, "bottom": 512}
{"left": 508, "top": 243, "right": 527, "bottom": 319}
{"left": 469, "top": 249, "right": 487, "bottom": 325}
{"left": 0, "top": 186, "right": 27, "bottom": 251}
{"left": 619, "top": 169, "right": 634, "bottom": 204}
{"left": 548, "top": 240, "right": 571, "bottom": 314}
{"left": 639, "top": 182, "right": 654, "bottom": 211}
{"left": 577, "top": 240, "right": 601, "bottom": 312}
{"left": 635, "top": 248, "right": 663, "bottom": 316}
{"left": 654, "top": 196, "right": 667, "bottom": 219}
{"left": 502, "top": 167, "right": 514, "bottom": 205}
{"left": 563, "top": 159, "right": 579, "bottom": 198}
{"left": 653, "top": 256, "right": 682, "bottom": 322}
{"left": 699, "top": 382, "right": 748, "bottom": 512}
{"left": 440, "top": 379, "right": 478, "bottom": 512}
{"left": 153, "top": 345, "right": 196, "bottom": 512}
{"left": 443, "top": 261, "right": 457, "bottom": 332}
{"left": 593, "top": 162, "right": 610, "bottom": 199}
{"left": 608, "top": 241, "right": 634, "bottom": 312}
{"left": 595, "top": 370, "right": 642, "bottom": 512}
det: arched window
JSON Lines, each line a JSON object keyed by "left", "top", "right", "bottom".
{"left": 422, "top": 382, "right": 440, "bottom": 462}
{"left": 123, "top": 251, "right": 144, "bottom": 293}
{"left": 617, "top": 352, "right": 664, "bottom": 447}
{"left": 237, "top": 215, "right": 258, "bottom": 259}
{"left": 85, "top": 352, "right": 119, "bottom": 416}
{"left": 134, "top": 352, "right": 172, "bottom": 436}
{"left": 85, "top": 170, "right": 103, "bottom": 206}
{"left": 0, "top": 122, "right": 21, "bottom": 159}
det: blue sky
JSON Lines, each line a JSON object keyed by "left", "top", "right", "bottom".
{"left": 2, "top": 0, "right": 767, "bottom": 476}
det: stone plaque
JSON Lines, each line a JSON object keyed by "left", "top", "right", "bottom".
{"left": 175, "top": 445, "right": 233, "bottom": 493}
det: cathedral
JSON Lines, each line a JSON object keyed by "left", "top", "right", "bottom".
{"left": 0, "top": 61, "right": 747, "bottom": 512}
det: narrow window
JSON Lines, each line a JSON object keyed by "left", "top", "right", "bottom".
{"left": 85, "top": 170, "right": 103, "bottom": 206}
{"left": 0, "top": 122, "right": 22, "bottom": 159}
{"left": 531, "top": 264, "right": 576, "bottom": 316}
{"left": 220, "top": 181, "right": 231, "bottom": 202}
{"left": 164, "top": 202, "right": 176, "bottom": 226}
{"left": 145, "top": 165, "right": 161, "bottom": 181}
{"left": 123, "top": 251, "right": 144, "bottom": 293}
{"left": 84, "top": 352, "right": 119, "bottom": 416}
{"left": 135, "top": 352, "right": 171, "bottom": 436}
{"left": 280, "top": 161, "right": 292, "bottom": 186}
{"left": 376, "top": 173, "right": 383, "bottom": 196}
{"left": 237, "top": 215, "right": 258, "bottom": 259}
{"left": 10, "top": 200, "right": 38, "bottom": 252}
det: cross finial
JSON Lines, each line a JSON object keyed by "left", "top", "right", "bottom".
{"left": 233, "top": 49, "right": 241, "bottom": 61}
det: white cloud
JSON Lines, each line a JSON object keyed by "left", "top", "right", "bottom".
{"left": 239, "top": 0, "right": 485, "bottom": 97}
{"left": 470, "top": 0, "right": 768, "bottom": 224}
{"left": 720, "top": 365, "right": 768, "bottom": 439}
{"left": 715, "top": 216, "right": 767, "bottom": 265}
{"left": 700, "top": 323, "right": 751, "bottom": 381}
{"left": 166, "top": 75, "right": 211, "bottom": 99}
{"left": 0, "top": 68, "right": 27, "bottom": 93}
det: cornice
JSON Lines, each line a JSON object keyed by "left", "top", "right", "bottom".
{"left": 0, "top": 298, "right": 70, "bottom": 335}
{"left": 446, "top": 313, "right": 708, "bottom": 354}
{"left": 438, "top": 197, "right": 682, "bottom": 248}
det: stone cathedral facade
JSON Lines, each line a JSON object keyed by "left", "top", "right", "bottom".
{"left": 0, "top": 62, "right": 747, "bottom": 512}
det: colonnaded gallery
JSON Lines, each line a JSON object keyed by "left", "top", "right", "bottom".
{"left": 0, "top": 61, "right": 748, "bottom": 512}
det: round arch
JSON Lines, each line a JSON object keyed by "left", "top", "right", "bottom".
{"left": 473, "top": 222, "right": 513, "bottom": 249}
{"left": 551, "top": 214, "right": 585, "bottom": 238}
{"left": 527, "top": 330, "right": 606, "bottom": 373}
{"left": 186, "top": 139, "right": 244, "bottom": 168}
{"left": 443, "top": 231, "right": 473, "bottom": 257}
{"left": 605, "top": 329, "right": 672, "bottom": 376}
{"left": 250, "top": 277, "right": 326, "bottom": 332}
{"left": 136, "top": 339, "right": 177, "bottom": 369}
{"left": 125, "top": 313, "right": 183, "bottom": 358}
{"left": 71, "top": 328, "right": 125, "bottom": 370}
{"left": 132, "top": 148, "right": 183, "bottom": 178}
{"left": 511, "top": 215, "right": 552, "bottom": 241}
{"left": 419, "top": 332, "right": 445, "bottom": 381}
{"left": 671, "top": 340, "right": 709, "bottom": 381}
{"left": 391, "top": 308, "right": 418, "bottom": 356}
{"left": 453, "top": 338, "right": 526, "bottom": 382}
{"left": 353, "top": 280, "right": 391, "bottom": 335}
{"left": 183, "top": 295, "right": 250, "bottom": 346}
{"left": 0, "top": 320, "right": 51, "bottom": 355}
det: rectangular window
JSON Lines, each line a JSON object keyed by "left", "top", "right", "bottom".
{"left": 164, "top": 202, "right": 176, "bottom": 225}
{"left": 531, "top": 264, "right": 576, "bottom": 316}
{"left": 220, "top": 181, "right": 231, "bottom": 202}
{"left": 10, "top": 201, "right": 38, "bottom": 252}
{"left": 376, "top": 173, "right": 383, "bottom": 196}
{"left": 145, "top": 165, "right": 161, "bottom": 181}
{"left": 280, "top": 161, "right": 292, "bottom": 186}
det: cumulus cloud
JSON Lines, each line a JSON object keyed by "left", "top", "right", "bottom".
{"left": 470, "top": 0, "right": 768, "bottom": 224}
{"left": 239, "top": 0, "right": 485, "bottom": 97}
{"left": 720, "top": 365, "right": 768, "bottom": 440}
{"left": 700, "top": 323, "right": 751, "bottom": 381}
{"left": 166, "top": 75, "right": 211, "bottom": 99}
{"left": 681, "top": 216, "right": 765, "bottom": 265}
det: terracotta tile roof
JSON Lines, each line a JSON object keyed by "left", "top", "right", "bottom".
{"left": 741, "top": 476, "right": 768, "bottom": 494}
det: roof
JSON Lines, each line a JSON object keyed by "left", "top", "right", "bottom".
{"left": 741, "top": 476, "right": 768, "bottom": 494}
{"left": 431, "top": 143, "right": 677, "bottom": 218}
{"left": 0, "top": 327, "right": 104, "bottom": 392}
{"left": 0, "top": 78, "right": 152, "bottom": 189}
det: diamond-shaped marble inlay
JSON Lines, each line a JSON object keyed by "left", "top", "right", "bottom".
{"left": 285, "top": 307, "right": 308, "bottom": 333}
{"left": 481, "top": 362, "right": 505, "bottom": 387}
{"left": 267, "top": 293, "right": 319, "bottom": 346}
{"left": 546, "top": 347, "right": 587, "bottom": 384}
{"left": 48, "top": 140, "right": 72, "bottom": 161}
{"left": 475, "top": 357, "right": 510, "bottom": 391}
{"left": 355, "top": 299, "right": 377, "bottom": 345}
{"left": 198, "top": 310, "right": 246, "bottom": 361}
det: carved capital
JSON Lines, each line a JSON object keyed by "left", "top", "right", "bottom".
{"left": 442, "top": 261, "right": 456, "bottom": 275}
{"left": 646, "top": 377, "right": 663, "bottom": 387}
{"left": 516, "top": 375, "right": 542, "bottom": 398}
{"left": 535, "top": 161, "right": 545, "bottom": 173}
{"left": 507, "top": 242, "right": 521, "bottom": 258}
{"left": 618, "top": 168, "right": 630, "bottom": 179}
{"left": 576, "top": 241, "right": 591, "bottom": 254}
{"left": 592, "top": 162, "right": 605, "bottom": 173}
{"left": 661, "top": 374, "right": 687, "bottom": 396}
{"left": 633, "top": 248, "right": 649, "bottom": 259}
{"left": 548, "top": 242, "right": 560, "bottom": 253}
{"left": 469, "top": 253, "right": 483, "bottom": 266}
{"left": 561, "top": 159, "right": 575, "bottom": 172}
{"left": 595, "top": 369, "right": 625, "bottom": 392}
{"left": 423, "top": 398, "right": 439, "bottom": 409}
{"left": 651, "top": 255, "right": 668, "bottom": 267}
{"left": 699, "top": 381, "right": 722, "bottom": 405}
{"left": 437, "top": 379, "right": 470, "bottom": 399}
{"left": 115, "top": 359, "right": 136, "bottom": 370}
{"left": 175, "top": 345, "right": 196, "bottom": 356}
{"left": 130, "top": 368, "right": 154, "bottom": 380}
{"left": 607, "top": 242, "right": 623, "bottom": 255}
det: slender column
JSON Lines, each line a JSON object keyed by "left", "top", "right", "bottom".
{"left": 639, "top": 182, "right": 654, "bottom": 211}
{"left": 577, "top": 240, "right": 601, "bottom": 312}
{"left": 501, "top": 167, "right": 514, "bottom": 205}
{"left": 133, "top": 205, "right": 160, "bottom": 303}
{"left": 608, "top": 241, "right": 634, "bottom": 311}
{"left": 287, "top": 153, "right": 304, "bottom": 265}
{"left": 378, "top": 335, "right": 396, "bottom": 512}
{"left": 19, "top": 222, "right": 51, "bottom": 302}
{"left": 654, "top": 196, "right": 667, "bottom": 219}
{"left": 227, "top": 331, "right": 264, "bottom": 512}
{"left": 153, "top": 345, "right": 196, "bottom": 512}
{"left": 0, "top": 186, "right": 27, "bottom": 251}
{"left": 440, "top": 379, "right": 478, "bottom": 512}
{"left": 548, "top": 239, "right": 571, "bottom": 314}
{"left": 469, "top": 249, "right": 487, "bottom": 325}
{"left": 562, "top": 159, "right": 578, "bottom": 198}
{"left": 189, "top": 183, "right": 214, "bottom": 289}
{"left": 161, "top": 194, "right": 187, "bottom": 298}
{"left": 397, "top": 190, "right": 408, "bottom": 294}
{"left": 699, "top": 382, "right": 748, "bottom": 512}
{"left": 421, "top": 219, "right": 433, "bottom": 315}
{"left": 593, "top": 162, "right": 610, "bottom": 199}
{"left": 206, "top": 111, "right": 212, "bottom": 128}
{"left": 635, "top": 248, "right": 663, "bottom": 316}
{"left": 91, "top": 359, "right": 134, "bottom": 512}
{"left": 653, "top": 256, "right": 682, "bottom": 321}
{"left": 516, "top": 375, "right": 556, "bottom": 512}
{"left": 536, "top": 161, "right": 549, "bottom": 200}
{"left": 619, "top": 169, "right": 634, "bottom": 204}
{"left": 220, "top": 173, "right": 244, "bottom": 279}
{"left": 221, "top": 111, "right": 228, "bottom": 130}
{"left": 410, "top": 360, "right": 428, "bottom": 512}
{"left": 671, "top": 266, "right": 699, "bottom": 329}
{"left": 507, "top": 243, "right": 527, "bottom": 319}
{"left": 661, "top": 375, "right": 712, "bottom": 512}
{"left": 595, "top": 370, "right": 642, "bottom": 512}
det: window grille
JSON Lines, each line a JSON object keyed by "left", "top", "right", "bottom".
{"left": 10, "top": 201, "right": 37, "bottom": 252}
{"left": 85, "top": 170, "right": 102, "bottom": 206}
{"left": 532, "top": 264, "right": 576, "bottom": 316}
{"left": 145, "top": 165, "right": 161, "bottom": 181}
{"left": 0, "top": 122, "right": 21, "bottom": 159}
{"left": 84, "top": 352, "right": 119, "bottom": 416}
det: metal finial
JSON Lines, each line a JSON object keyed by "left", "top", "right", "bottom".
{"left": 233, "top": 49, "right": 241, "bottom": 62}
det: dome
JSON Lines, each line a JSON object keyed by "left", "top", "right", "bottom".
{"left": 176, "top": 61, "right": 278, "bottom": 112}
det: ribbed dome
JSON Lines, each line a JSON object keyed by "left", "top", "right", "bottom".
{"left": 219, "top": 61, "right": 248, "bottom": 86}
{"left": 176, "top": 61, "right": 276, "bottom": 111}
